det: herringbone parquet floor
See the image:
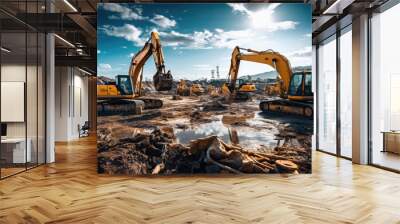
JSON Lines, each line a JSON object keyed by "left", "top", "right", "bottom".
{"left": 1, "top": 136, "right": 400, "bottom": 224}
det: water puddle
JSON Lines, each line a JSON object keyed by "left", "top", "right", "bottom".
{"left": 174, "top": 114, "right": 279, "bottom": 149}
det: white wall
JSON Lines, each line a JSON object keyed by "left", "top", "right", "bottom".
{"left": 54, "top": 66, "right": 89, "bottom": 141}
{"left": 1, "top": 64, "right": 26, "bottom": 138}
{"left": 1, "top": 63, "right": 46, "bottom": 164}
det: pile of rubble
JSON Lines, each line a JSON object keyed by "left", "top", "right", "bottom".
{"left": 202, "top": 99, "right": 227, "bottom": 111}
{"left": 97, "top": 128, "right": 311, "bottom": 175}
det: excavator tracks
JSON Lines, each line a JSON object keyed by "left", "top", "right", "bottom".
{"left": 97, "top": 98, "right": 163, "bottom": 116}
{"left": 140, "top": 98, "right": 163, "bottom": 109}
{"left": 259, "top": 99, "right": 313, "bottom": 118}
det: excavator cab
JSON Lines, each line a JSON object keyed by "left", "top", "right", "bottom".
{"left": 287, "top": 71, "right": 312, "bottom": 101}
{"left": 115, "top": 75, "right": 133, "bottom": 96}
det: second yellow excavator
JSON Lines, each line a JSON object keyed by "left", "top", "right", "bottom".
{"left": 252, "top": 49, "right": 313, "bottom": 117}
{"left": 222, "top": 47, "right": 257, "bottom": 101}
{"left": 176, "top": 80, "right": 205, "bottom": 96}
{"left": 97, "top": 32, "right": 173, "bottom": 115}
{"left": 176, "top": 80, "right": 190, "bottom": 96}
{"left": 222, "top": 46, "right": 313, "bottom": 117}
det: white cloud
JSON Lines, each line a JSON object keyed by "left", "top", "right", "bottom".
{"left": 304, "top": 33, "right": 312, "bottom": 37}
{"left": 150, "top": 14, "right": 176, "bottom": 29}
{"left": 100, "top": 4, "right": 293, "bottom": 51}
{"left": 101, "top": 3, "right": 177, "bottom": 30}
{"left": 99, "top": 63, "right": 112, "bottom": 70}
{"left": 101, "top": 24, "right": 145, "bottom": 46}
{"left": 227, "top": 3, "right": 251, "bottom": 14}
{"left": 101, "top": 24, "right": 274, "bottom": 52}
{"left": 129, "top": 52, "right": 135, "bottom": 58}
{"left": 212, "top": 29, "right": 254, "bottom": 48}
{"left": 97, "top": 50, "right": 101, "bottom": 54}
{"left": 227, "top": 3, "right": 297, "bottom": 32}
{"left": 101, "top": 3, "right": 146, "bottom": 20}
{"left": 157, "top": 30, "right": 194, "bottom": 47}
{"left": 157, "top": 28, "right": 266, "bottom": 50}
{"left": 286, "top": 47, "right": 312, "bottom": 67}
{"left": 288, "top": 46, "right": 312, "bottom": 58}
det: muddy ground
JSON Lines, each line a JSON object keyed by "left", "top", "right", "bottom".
{"left": 97, "top": 93, "right": 313, "bottom": 175}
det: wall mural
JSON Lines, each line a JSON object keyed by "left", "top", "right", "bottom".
{"left": 97, "top": 3, "right": 313, "bottom": 175}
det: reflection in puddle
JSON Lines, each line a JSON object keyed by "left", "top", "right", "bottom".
{"left": 174, "top": 114, "right": 279, "bottom": 149}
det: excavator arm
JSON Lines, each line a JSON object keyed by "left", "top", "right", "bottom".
{"left": 128, "top": 31, "right": 172, "bottom": 96}
{"left": 227, "top": 46, "right": 292, "bottom": 96}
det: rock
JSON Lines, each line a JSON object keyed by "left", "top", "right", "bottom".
{"left": 176, "top": 123, "right": 189, "bottom": 129}
{"left": 202, "top": 100, "right": 227, "bottom": 111}
{"left": 222, "top": 113, "right": 254, "bottom": 125}
{"left": 161, "top": 126, "right": 175, "bottom": 138}
{"left": 190, "top": 111, "right": 202, "bottom": 120}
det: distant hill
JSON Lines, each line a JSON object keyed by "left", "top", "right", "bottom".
{"left": 244, "top": 65, "right": 311, "bottom": 81}
{"left": 245, "top": 71, "right": 278, "bottom": 81}
{"left": 292, "top": 65, "right": 312, "bottom": 72}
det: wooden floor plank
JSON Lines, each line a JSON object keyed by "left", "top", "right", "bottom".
{"left": 0, "top": 136, "right": 399, "bottom": 223}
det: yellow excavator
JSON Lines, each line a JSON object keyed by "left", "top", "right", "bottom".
{"left": 222, "top": 47, "right": 257, "bottom": 101}
{"left": 176, "top": 80, "right": 190, "bottom": 96}
{"left": 176, "top": 80, "right": 205, "bottom": 96}
{"left": 191, "top": 83, "right": 205, "bottom": 95}
{"left": 97, "top": 32, "right": 173, "bottom": 115}
{"left": 254, "top": 49, "right": 313, "bottom": 117}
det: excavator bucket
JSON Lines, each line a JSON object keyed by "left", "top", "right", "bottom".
{"left": 153, "top": 71, "right": 173, "bottom": 91}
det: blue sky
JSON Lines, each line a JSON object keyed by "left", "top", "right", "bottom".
{"left": 97, "top": 3, "right": 311, "bottom": 80}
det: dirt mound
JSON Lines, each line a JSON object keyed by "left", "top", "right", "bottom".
{"left": 97, "top": 128, "right": 311, "bottom": 175}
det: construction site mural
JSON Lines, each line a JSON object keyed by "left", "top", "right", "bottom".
{"left": 97, "top": 3, "right": 313, "bottom": 175}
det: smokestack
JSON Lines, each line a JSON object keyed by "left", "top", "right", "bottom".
{"left": 216, "top": 66, "right": 219, "bottom": 79}
{"left": 211, "top": 69, "right": 215, "bottom": 79}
